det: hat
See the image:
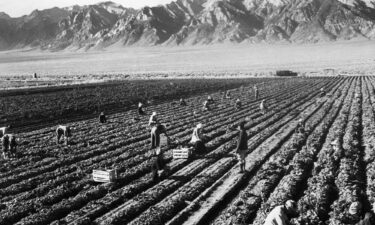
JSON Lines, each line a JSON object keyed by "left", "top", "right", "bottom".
{"left": 197, "top": 123, "right": 203, "bottom": 129}
{"left": 285, "top": 200, "right": 298, "bottom": 213}
{"left": 152, "top": 112, "right": 157, "bottom": 116}
{"left": 238, "top": 121, "right": 246, "bottom": 129}
{"left": 330, "top": 139, "right": 339, "bottom": 146}
{"left": 349, "top": 201, "right": 362, "bottom": 215}
{"left": 298, "top": 118, "right": 303, "bottom": 123}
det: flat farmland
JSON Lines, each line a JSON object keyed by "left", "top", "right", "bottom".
{"left": 1, "top": 76, "right": 375, "bottom": 225}
{"left": 0, "top": 41, "right": 374, "bottom": 79}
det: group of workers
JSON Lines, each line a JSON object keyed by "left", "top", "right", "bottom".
{"left": 1, "top": 85, "right": 343, "bottom": 224}
{"left": 0, "top": 126, "right": 17, "bottom": 159}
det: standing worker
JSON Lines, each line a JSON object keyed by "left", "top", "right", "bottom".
{"left": 9, "top": 135, "right": 17, "bottom": 158}
{"left": 254, "top": 85, "right": 259, "bottom": 100}
{"left": 190, "top": 123, "right": 206, "bottom": 155}
{"left": 99, "top": 112, "right": 107, "bottom": 123}
{"left": 260, "top": 99, "right": 267, "bottom": 115}
{"left": 56, "top": 125, "right": 72, "bottom": 145}
{"left": 236, "top": 121, "right": 247, "bottom": 173}
{"left": 1, "top": 134, "right": 10, "bottom": 159}
{"left": 263, "top": 200, "right": 299, "bottom": 225}
{"left": 149, "top": 112, "right": 158, "bottom": 127}
{"left": 150, "top": 123, "right": 169, "bottom": 181}
{"left": 138, "top": 102, "right": 146, "bottom": 116}
{"left": 235, "top": 98, "right": 242, "bottom": 110}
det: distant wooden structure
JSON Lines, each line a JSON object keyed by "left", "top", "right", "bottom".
{"left": 275, "top": 70, "right": 298, "bottom": 77}
{"left": 323, "top": 69, "right": 335, "bottom": 76}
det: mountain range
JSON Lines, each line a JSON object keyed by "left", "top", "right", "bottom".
{"left": 0, "top": 0, "right": 374, "bottom": 51}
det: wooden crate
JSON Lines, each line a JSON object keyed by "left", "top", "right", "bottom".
{"left": 173, "top": 148, "right": 192, "bottom": 159}
{"left": 93, "top": 169, "right": 118, "bottom": 183}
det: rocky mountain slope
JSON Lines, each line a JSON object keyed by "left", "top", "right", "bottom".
{"left": 0, "top": 0, "right": 374, "bottom": 50}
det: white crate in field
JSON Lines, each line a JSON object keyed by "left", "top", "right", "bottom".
{"left": 93, "top": 169, "right": 118, "bottom": 183}
{"left": 173, "top": 147, "right": 192, "bottom": 159}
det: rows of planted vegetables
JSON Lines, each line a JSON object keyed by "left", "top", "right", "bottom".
{"left": 1, "top": 77, "right": 373, "bottom": 225}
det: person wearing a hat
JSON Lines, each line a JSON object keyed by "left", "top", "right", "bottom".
{"left": 190, "top": 123, "right": 206, "bottom": 155}
{"left": 329, "top": 139, "right": 343, "bottom": 162}
{"left": 150, "top": 123, "right": 169, "bottom": 181}
{"left": 149, "top": 112, "right": 158, "bottom": 127}
{"left": 225, "top": 90, "right": 231, "bottom": 99}
{"left": 180, "top": 98, "right": 187, "bottom": 106}
{"left": 295, "top": 118, "right": 305, "bottom": 134}
{"left": 235, "top": 99, "right": 242, "bottom": 110}
{"left": 236, "top": 121, "right": 247, "bottom": 173}
{"left": 349, "top": 201, "right": 362, "bottom": 215}
{"left": 319, "top": 87, "right": 326, "bottom": 98}
{"left": 138, "top": 102, "right": 146, "bottom": 115}
{"left": 203, "top": 100, "right": 211, "bottom": 111}
{"left": 263, "top": 200, "right": 299, "bottom": 225}
{"left": 260, "top": 99, "right": 267, "bottom": 115}
{"left": 207, "top": 95, "right": 215, "bottom": 104}
{"left": 99, "top": 112, "right": 107, "bottom": 123}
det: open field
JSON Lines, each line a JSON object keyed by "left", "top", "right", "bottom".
{"left": 0, "top": 78, "right": 261, "bottom": 131}
{"left": 1, "top": 76, "right": 375, "bottom": 225}
{"left": 0, "top": 41, "right": 374, "bottom": 80}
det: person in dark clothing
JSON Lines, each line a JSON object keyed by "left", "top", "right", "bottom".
{"left": 138, "top": 102, "right": 146, "bottom": 115}
{"left": 151, "top": 124, "right": 168, "bottom": 150}
{"left": 99, "top": 112, "right": 107, "bottom": 123}
{"left": 9, "top": 135, "right": 17, "bottom": 158}
{"left": 356, "top": 212, "right": 375, "bottom": 225}
{"left": 1, "top": 134, "right": 9, "bottom": 159}
{"left": 180, "top": 98, "right": 187, "bottom": 106}
{"left": 235, "top": 99, "right": 242, "bottom": 110}
{"left": 236, "top": 121, "right": 248, "bottom": 173}
{"left": 150, "top": 124, "right": 169, "bottom": 181}
{"left": 254, "top": 85, "right": 259, "bottom": 100}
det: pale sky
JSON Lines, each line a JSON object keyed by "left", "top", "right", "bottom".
{"left": 0, "top": 0, "right": 174, "bottom": 17}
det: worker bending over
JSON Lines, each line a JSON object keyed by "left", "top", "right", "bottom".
{"left": 263, "top": 200, "right": 299, "bottom": 225}
{"left": 56, "top": 125, "right": 72, "bottom": 145}
{"left": 235, "top": 98, "right": 242, "bottom": 110}
{"left": 190, "top": 123, "right": 206, "bottom": 155}
{"left": 295, "top": 118, "right": 305, "bottom": 134}
{"left": 260, "top": 99, "right": 268, "bottom": 115}
{"left": 180, "top": 98, "right": 187, "bottom": 106}
{"left": 138, "top": 102, "right": 146, "bottom": 115}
